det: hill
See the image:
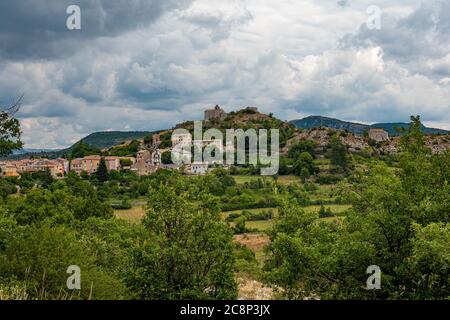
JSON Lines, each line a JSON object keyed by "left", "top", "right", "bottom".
{"left": 72, "top": 131, "right": 152, "bottom": 150}
{"left": 6, "top": 131, "right": 152, "bottom": 160}
{"left": 12, "top": 148, "right": 58, "bottom": 155}
{"left": 176, "top": 107, "right": 297, "bottom": 147}
{"left": 290, "top": 116, "right": 448, "bottom": 136}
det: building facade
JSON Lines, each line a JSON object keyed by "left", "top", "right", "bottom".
{"left": 70, "top": 156, "right": 136, "bottom": 175}
{"left": 368, "top": 128, "right": 389, "bottom": 142}
{"left": 204, "top": 105, "right": 227, "bottom": 121}
{"left": 0, "top": 158, "right": 69, "bottom": 178}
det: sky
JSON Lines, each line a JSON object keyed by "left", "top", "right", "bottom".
{"left": 0, "top": 0, "right": 449, "bottom": 149}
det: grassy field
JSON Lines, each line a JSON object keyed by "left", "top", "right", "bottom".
{"left": 224, "top": 204, "right": 351, "bottom": 232}
{"left": 276, "top": 175, "right": 301, "bottom": 185}
{"left": 222, "top": 207, "right": 279, "bottom": 219}
{"left": 303, "top": 204, "right": 351, "bottom": 215}
{"left": 114, "top": 206, "right": 145, "bottom": 223}
{"left": 232, "top": 175, "right": 300, "bottom": 185}
{"left": 308, "top": 184, "right": 339, "bottom": 202}
{"left": 232, "top": 175, "right": 267, "bottom": 184}
{"left": 246, "top": 220, "right": 274, "bottom": 231}
{"left": 318, "top": 216, "right": 345, "bottom": 223}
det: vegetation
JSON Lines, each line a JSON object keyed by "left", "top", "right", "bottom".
{"left": 264, "top": 116, "right": 450, "bottom": 299}
{"left": 0, "top": 110, "right": 448, "bottom": 300}
{"left": 0, "top": 96, "right": 23, "bottom": 157}
{"left": 70, "top": 140, "right": 101, "bottom": 159}
{"left": 108, "top": 140, "right": 140, "bottom": 157}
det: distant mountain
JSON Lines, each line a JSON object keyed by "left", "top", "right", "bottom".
{"left": 6, "top": 131, "right": 153, "bottom": 160}
{"left": 290, "top": 116, "right": 368, "bottom": 135}
{"left": 12, "top": 148, "right": 59, "bottom": 155}
{"left": 369, "top": 122, "right": 448, "bottom": 136}
{"left": 290, "top": 116, "right": 448, "bottom": 136}
{"left": 70, "top": 131, "right": 152, "bottom": 150}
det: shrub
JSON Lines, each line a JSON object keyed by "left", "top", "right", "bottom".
{"left": 316, "top": 174, "right": 343, "bottom": 185}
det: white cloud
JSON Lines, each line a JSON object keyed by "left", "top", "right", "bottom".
{"left": 0, "top": 0, "right": 449, "bottom": 149}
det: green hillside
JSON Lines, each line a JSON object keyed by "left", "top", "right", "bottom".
{"left": 290, "top": 115, "right": 448, "bottom": 136}
{"left": 72, "top": 131, "right": 151, "bottom": 149}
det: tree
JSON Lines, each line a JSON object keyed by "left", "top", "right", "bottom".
{"left": 327, "top": 136, "right": 349, "bottom": 172}
{"left": 161, "top": 151, "right": 172, "bottom": 164}
{"left": 265, "top": 116, "right": 450, "bottom": 299}
{"left": 0, "top": 95, "right": 24, "bottom": 157}
{"left": 293, "top": 152, "right": 317, "bottom": 177}
{"left": 120, "top": 158, "right": 133, "bottom": 168}
{"left": 96, "top": 157, "right": 109, "bottom": 183}
{"left": 0, "top": 223, "right": 126, "bottom": 300}
{"left": 288, "top": 139, "right": 316, "bottom": 159}
{"left": 70, "top": 140, "right": 101, "bottom": 159}
{"left": 31, "top": 168, "right": 54, "bottom": 188}
{"left": 143, "top": 134, "right": 153, "bottom": 144}
{"left": 127, "top": 183, "right": 237, "bottom": 299}
{"left": 300, "top": 167, "right": 310, "bottom": 183}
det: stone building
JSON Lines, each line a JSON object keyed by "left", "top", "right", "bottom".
{"left": 131, "top": 149, "right": 163, "bottom": 176}
{"left": 204, "top": 105, "right": 227, "bottom": 121}
{"left": 171, "top": 132, "right": 192, "bottom": 147}
{"left": 0, "top": 158, "right": 69, "bottom": 178}
{"left": 152, "top": 134, "right": 161, "bottom": 148}
{"left": 368, "top": 128, "right": 389, "bottom": 142}
{"left": 245, "top": 107, "right": 258, "bottom": 113}
{"left": 185, "top": 162, "right": 209, "bottom": 175}
{"left": 71, "top": 155, "right": 135, "bottom": 175}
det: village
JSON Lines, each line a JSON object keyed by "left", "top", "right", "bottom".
{"left": 2, "top": 105, "right": 449, "bottom": 180}
{"left": 0, "top": 106, "right": 233, "bottom": 178}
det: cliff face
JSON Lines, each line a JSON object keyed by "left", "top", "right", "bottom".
{"left": 284, "top": 127, "right": 450, "bottom": 156}
{"left": 283, "top": 128, "right": 370, "bottom": 155}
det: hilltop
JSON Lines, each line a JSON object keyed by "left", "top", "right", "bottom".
{"left": 290, "top": 115, "right": 448, "bottom": 136}
{"left": 71, "top": 131, "right": 152, "bottom": 149}
{"left": 175, "top": 107, "right": 296, "bottom": 147}
{"left": 8, "top": 109, "right": 450, "bottom": 160}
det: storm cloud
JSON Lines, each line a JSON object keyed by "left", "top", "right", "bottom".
{"left": 0, "top": 0, "right": 449, "bottom": 149}
{"left": 0, "top": 0, "right": 192, "bottom": 60}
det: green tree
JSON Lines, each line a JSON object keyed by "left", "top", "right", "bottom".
{"left": 288, "top": 139, "right": 315, "bottom": 159}
{"left": 127, "top": 183, "right": 237, "bottom": 299}
{"left": 265, "top": 116, "right": 450, "bottom": 299}
{"left": 293, "top": 152, "right": 317, "bottom": 177}
{"left": 327, "top": 136, "right": 349, "bottom": 172}
{"left": 96, "top": 157, "right": 109, "bottom": 183}
{"left": 161, "top": 151, "right": 172, "bottom": 164}
{"left": 143, "top": 134, "right": 153, "bottom": 144}
{"left": 120, "top": 158, "right": 133, "bottom": 168}
{"left": 0, "top": 96, "right": 23, "bottom": 157}
{"left": 0, "top": 223, "right": 127, "bottom": 300}
{"left": 70, "top": 140, "right": 100, "bottom": 158}
{"left": 300, "top": 167, "right": 310, "bottom": 183}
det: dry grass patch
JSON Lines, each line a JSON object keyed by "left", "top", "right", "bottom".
{"left": 114, "top": 206, "right": 145, "bottom": 224}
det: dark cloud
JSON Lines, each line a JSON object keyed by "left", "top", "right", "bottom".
{"left": 0, "top": 0, "right": 449, "bottom": 149}
{"left": 0, "top": 0, "right": 192, "bottom": 60}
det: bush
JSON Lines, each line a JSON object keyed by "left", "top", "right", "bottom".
{"left": 303, "top": 182, "right": 318, "bottom": 192}
{"left": 318, "top": 205, "right": 333, "bottom": 218}
{"left": 110, "top": 199, "right": 132, "bottom": 210}
{"left": 315, "top": 174, "right": 343, "bottom": 185}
